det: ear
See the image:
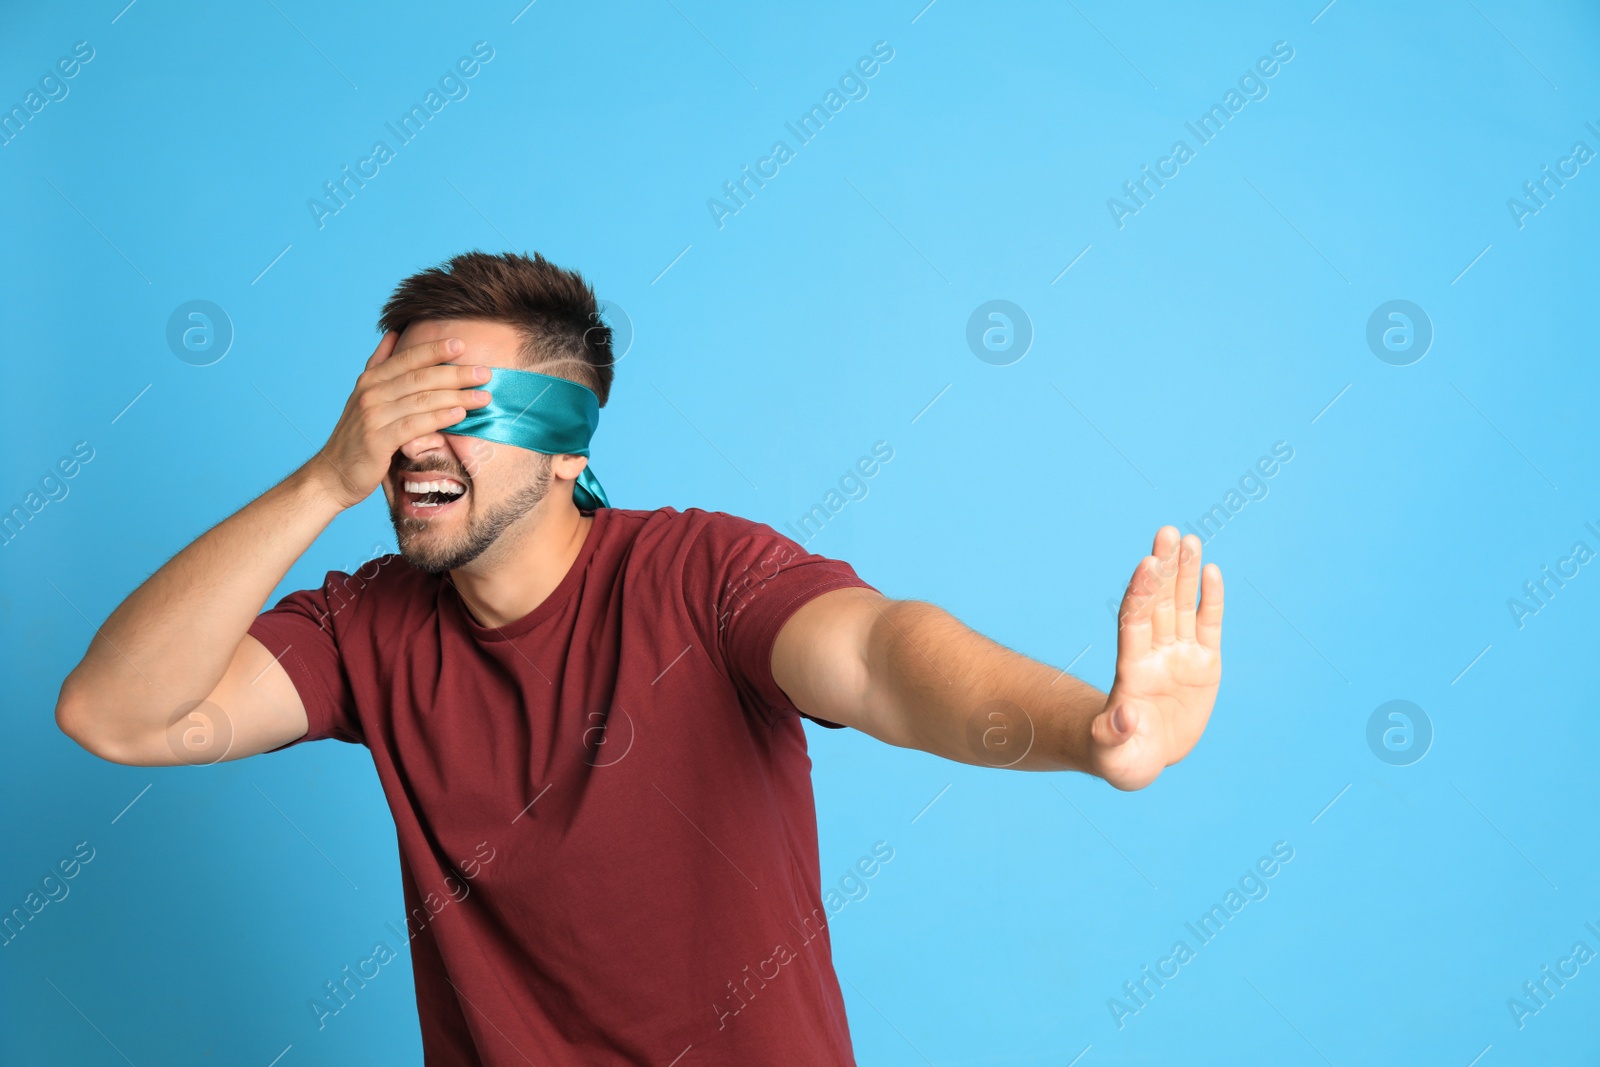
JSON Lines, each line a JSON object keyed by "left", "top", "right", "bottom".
{"left": 549, "top": 454, "right": 589, "bottom": 482}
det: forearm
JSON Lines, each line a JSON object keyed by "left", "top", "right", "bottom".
{"left": 56, "top": 461, "right": 344, "bottom": 742}
{"left": 863, "top": 600, "right": 1106, "bottom": 772}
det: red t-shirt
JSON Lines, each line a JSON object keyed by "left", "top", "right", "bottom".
{"left": 247, "top": 506, "right": 878, "bottom": 1065}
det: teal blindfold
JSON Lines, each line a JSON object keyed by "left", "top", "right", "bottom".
{"left": 444, "top": 367, "right": 609, "bottom": 511}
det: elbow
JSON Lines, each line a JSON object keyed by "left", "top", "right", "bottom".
{"left": 55, "top": 677, "right": 140, "bottom": 765}
{"left": 54, "top": 674, "right": 91, "bottom": 745}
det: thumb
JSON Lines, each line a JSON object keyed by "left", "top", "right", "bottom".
{"left": 365, "top": 330, "right": 400, "bottom": 371}
{"left": 1090, "top": 699, "right": 1138, "bottom": 750}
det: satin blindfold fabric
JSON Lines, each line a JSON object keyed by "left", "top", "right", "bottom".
{"left": 443, "top": 367, "right": 609, "bottom": 511}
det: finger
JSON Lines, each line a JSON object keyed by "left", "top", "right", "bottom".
{"left": 372, "top": 384, "right": 492, "bottom": 437}
{"left": 374, "top": 403, "right": 477, "bottom": 454}
{"left": 364, "top": 331, "right": 400, "bottom": 372}
{"left": 1117, "top": 554, "right": 1158, "bottom": 662}
{"left": 1090, "top": 700, "right": 1138, "bottom": 750}
{"left": 1196, "top": 562, "right": 1224, "bottom": 652}
{"left": 1174, "top": 533, "right": 1202, "bottom": 641}
{"left": 1149, "top": 526, "right": 1180, "bottom": 646}
{"left": 372, "top": 337, "right": 468, "bottom": 384}
{"left": 370, "top": 362, "right": 492, "bottom": 407}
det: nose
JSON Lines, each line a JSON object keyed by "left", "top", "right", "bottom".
{"left": 399, "top": 433, "right": 449, "bottom": 461}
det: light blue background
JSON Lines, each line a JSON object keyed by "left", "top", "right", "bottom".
{"left": 4, "top": 0, "right": 1598, "bottom": 1063}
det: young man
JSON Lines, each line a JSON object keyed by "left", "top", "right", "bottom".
{"left": 56, "top": 251, "right": 1224, "bottom": 1065}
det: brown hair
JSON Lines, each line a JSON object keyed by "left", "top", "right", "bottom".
{"left": 377, "top": 250, "right": 614, "bottom": 407}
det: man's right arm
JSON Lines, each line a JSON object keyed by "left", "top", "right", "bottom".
{"left": 55, "top": 467, "right": 347, "bottom": 765}
{"left": 54, "top": 332, "right": 492, "bottom": 766}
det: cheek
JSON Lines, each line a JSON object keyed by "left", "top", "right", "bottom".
{"left": 451, "top": 436, "right": 500, "bottom": 479}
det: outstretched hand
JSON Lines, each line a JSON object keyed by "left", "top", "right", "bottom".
{"left": 1088, "top": 526, "right": 1224, "bottom": 791}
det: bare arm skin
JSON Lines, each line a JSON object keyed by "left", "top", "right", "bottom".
{"left": 54, "top": 332, "right": 492, "bottom": 766}
{"left": 771, "top": 526, "right": 1224, "bottom": 791}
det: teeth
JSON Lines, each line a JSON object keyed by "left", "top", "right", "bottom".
{"left": 403, "top": 479, "right": 466, "bottom": 495}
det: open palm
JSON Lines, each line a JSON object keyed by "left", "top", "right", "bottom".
{"left": 1088, "top": 526, "right": 1224, "bottom": 791}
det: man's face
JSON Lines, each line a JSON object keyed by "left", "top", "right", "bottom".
{"left": 381, "top": 318, "right": 555, "bottom": 575}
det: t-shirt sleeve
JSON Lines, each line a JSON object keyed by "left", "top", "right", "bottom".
{"left": 687, "top": 511, "right": 879, "bottom": 730}
{"left": 246, "top": 571, "right": 365, "bottom": 749}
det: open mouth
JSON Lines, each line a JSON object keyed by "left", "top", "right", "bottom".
{"left": 399, "top": 474, "right": 468, "bottom": 518}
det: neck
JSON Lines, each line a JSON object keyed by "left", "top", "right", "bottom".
{"left": 448, "top": 496, "right": 594, "bottom": 629}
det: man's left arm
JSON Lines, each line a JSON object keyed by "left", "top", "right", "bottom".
{"left": 770, "top": 525, "right": 1224, "bottom": 791}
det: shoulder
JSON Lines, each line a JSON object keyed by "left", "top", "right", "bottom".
{"left": 305, "top": 552, "right": 439, "bottom": 629}
{"left": 599, "top": 505, "right": 790, "bottom": 554}
{"left": 601, "top": 504, "right": 770, "bottom": 532}
{"left": 331, "top": 551, "right": 430, "bottom": 593}
{"left": 594, "top": 507, "right": 824, "bottom": 606}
